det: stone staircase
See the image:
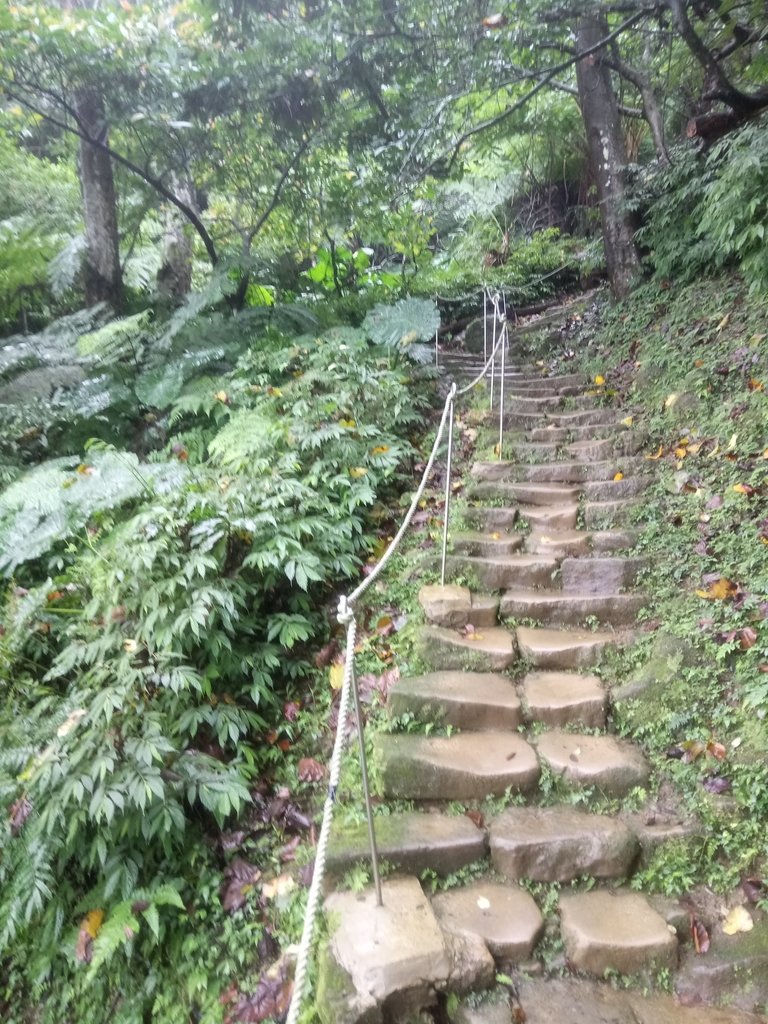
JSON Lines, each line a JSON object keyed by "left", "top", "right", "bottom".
{"left": 317, "top": 354, "right": 765, "bottom": 1024}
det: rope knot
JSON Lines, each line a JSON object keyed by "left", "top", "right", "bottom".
{"left": 337, "top": 596, "right": 355, "bottom": 627}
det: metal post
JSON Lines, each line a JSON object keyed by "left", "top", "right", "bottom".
{"left": 435, "top": 327, "right": 439, "bottom": 368}
{"left": 350, "top": 659, "right": 383, "bottom": 907}
{"left": 489, "top": 299, "right": 497, "bottom": 410}
{"left": 498, "top": 321, "right": 507, "bottom": 459}
{"left": 440, "top": 391, "right": 456, "bottom": 586}
{"left": 483, "top": 290, "right": 488, "bottom": 364}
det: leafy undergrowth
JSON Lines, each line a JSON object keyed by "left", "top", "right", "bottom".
{"left": 0, "top": 301, "right": 441, "bottom": 1023}
{"left": 570, "top": 275, "right": 768, "bottom": 902}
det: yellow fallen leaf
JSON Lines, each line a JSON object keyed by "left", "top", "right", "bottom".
{"left": 490, "top": 532, "right": 501, "bottom": 540}
{"left": 262, "top": 874, "right": 296, "bottom": 900}
{"left": 370, "top": 445, "right": 390, "bottom": 455}
{"left": 620, "top": 416, "right": 634, "bottom": 427}
{"left": 696, "top": 577, "right": 738, "bottom": 601}
{"left": 82, "top": 908, "right": 104, "bottom": 939}
{"left": 214, "top": 390, "right": 228, "bottom": 403}
{"left": 716, "top": 313, "right": 730, "bottom": 332}
{"left": 733, "top": 483, "right": 751, "bottom": 494}
{"left": 339, "top": 418, "right": 356, "bottom": 429}
{"left": 646, "top": 445, "right": 664, "bottom": 460}
{"left": 674, "top": 447, "right": 687, "bottom": 460}
{"left": 722, "top": 906, "right": 753, "bottom": 935}
{"left": 349, "top": 467, "right": 368, "bottom": 478}
{"left": 614, "top": 472, "right": 624, "bottom": 481}
{"left": 594, "top": 375, "right": 605, "bottom": 386}
{"left": 664, "top": 393, "right": 678, "bottom": 409}
{"left": 467, "top": 632, "right": 485, "bottom": 641}
{"left": 687, "top": 442, "right": 702, "bottom": 455}
{"left": 266, "top": 385, "right": 283, "bottom": 397}
{"left": 329, "top": 663, "right": 344, "bottom": 690}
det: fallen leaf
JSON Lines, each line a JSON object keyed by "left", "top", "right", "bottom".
{"left": 646, "top": 444, "right": 664, "bottom": 460}
{"left": 477, "top": 896, "right": 491, "bottom": 910}
{"left": 261, "top": 873, "right": 296, "bottom": 901}
{"left": 742, "top": 878, "right": 766, "bottom": 904}
{"left": 664, "top": 393, "right": 678, "bottom": 409}
{"left": 739, "top": 627, "right": 757, "bottom": 650}
{"left": 214, "top": 390, "right": 228, "bottom": 403}
{"left": 339, "top": 418, "right": 356, "bottom": 429}
{"left": 349, "top": 467, "right": 367, "bottom": 478}
{"left": 464, "top": 809, "right": 485, "bottom": 829}
{"left": 733, "top": 483, "right": 756, "bottom": 496}
{"left": 691, "top": 916, "right": 710, "bottom": 954}
{"left": 221, "top": 858, "right": 262, "bottom": 913}
{"left": 283, "top": 701, "right": 300, "bottom": 722}
{"left": 329, "top": 662, "right": 345, "bottom": 690}
{"left": 75, "top": 909, "right": 105, "bottom": 964}
{"left": 722, "top": 906, "right": 754, "bottom": 935}
{"left": 370, "top": 445, "right": 390, "bottom": 455}
{"left": 224, "top": 953, "right": 294, "bottom": 1023}
{"left": 482, "top": 12, "right": 508, "bottom": 27}
{"left": 674, "top": 447, "right": 688, "bottom": 460}
{"left": 716, "top": 313, "right": 730, "bottom": 331}
{"left": 706, "top": 740, "right": 727, "bottom": 760}
{"left": 56, "top": 708, "right": 87, "bottom": 738}
{"left": 9, "top": 796, "right": 31, "bottom": 836}
{"left": 594, "top": 374, "right": 606, "bottom": 386}
{"left": 613, "top": 472, "right": 624, "bottom": 481}
{"left": 620, "top": 416, "right": 634, "bottom": 427}
{"left": 297, "top": 757, "right": 325, "bottom": 783}
{"left": 681, "top": 739, "right": 706, "bottom": 763}
{"left": 266, "top": 386, "right": 282, "bottom": 397}
{"left": 702, "top": 775, "right": 731, "bottom": 794}
{"left": 747, "top": 378, "right": 763, "bottom": 392}
{"left": 696, "top": 577, "right": 738, "bottom": 601}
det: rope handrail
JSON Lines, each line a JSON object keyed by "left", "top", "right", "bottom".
{"left": 285, "top": 287, "right": 509, "bottom": 1024}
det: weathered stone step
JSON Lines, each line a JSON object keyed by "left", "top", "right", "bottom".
{"left": 388, "top": 671, "right": 521, "bottom": 731}
{"left": 560, "top": 555, "right": 647, "bottom": 593}
{"left": 584, "top": 498, "right": 638, "bottom": 528}
{"left": 451, "top": 530, "right": 524, "bottom": 558}
{"left": 521, "top": 670, "right": 607, "bottom": 728}
{"left": 583, "top": 475, "right": 652, "bottom": 501}
{"left": 505, "top": 383, "right": 583, "bottom": 399}
{"left": 525, "top": 528, "right": 590, "bottom": 558}
{"left": 516, "top": 625, "right": 623, "bottom": 670}
{"left": 419, "top": 584, "right": 499, "bottom": 629}
{"left": 375, "top": 731, "right": 540, "bottom": 800}
{"left": 445, "top": 553, "right": 558, "bottom": 590}
{"left": 472, "top": 458, "right": 649, "bottom": 486}
{"left": 504, "top": 407, "right": 616, "bottom": 429}
{"left": 512, "top": 440, "right": 561, "bottom": 460}
{"left": 501, "top": 589, "right": 645, "bottom": 627}
{"left": 463, "top": 506, "right": 519, "bottom": 531}
{"left": 468, "top": 481, "right": 579, "bottom": 505}
{"left": 536, "top": 729, "right": 650, "bottom": 795}
{"left": 559, "top": 891, "right": 677, "bottom": 975}
{"left": 432, "top": 882, "right": 544, "bottom": 961}
{"left": 516, "top": 978, "right": 764, "bottom": 1024}
{"left": 326, "top": 811, "right": 487, "bottom": 879}
{"left": 529, "top": 423, "right": 643, "bottom": 452}
{"left": 418, "top": 624, "right": 516, "bottom": 672}
{"left": 590, "top": 528, "right": 640, "bottom": 552}
{"left": 490, "top": 805, "right": 639, "bottom": 882}
{"left": 509, "top": 372, "right": 586, "bottom": 390}
{"left": 518, "top": 502, "right": 579, "bottom": 531}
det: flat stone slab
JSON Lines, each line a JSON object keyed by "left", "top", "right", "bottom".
{"left": 559, "top": 891, "right": 678, "bottom": 975}
{"left": 518, "top": 503, "right": 579, "bottom": 531}
{"left": 419, "top": 584, "right": 472, "bottom": 628}
{"left": 526, "top": 529, "right": 590, "bottom": 558}
{"left": 536, "top": 730, "right": 650, "bottom": 796}
{"left": 561, "top": 556, "right": 647, "bottom": 594}
{"left": 517, "top": 978, "right": 764, "bottom": 1024}
{"left": 675, "top": 917, "right": 768, "bottom": 1014}
{"left": 522, "top": 670, "right": 607, "bottom": 728}
{"left": 490, "top": 805, "right": 639, "bottom": 882}
{"left": 590, "top": 528, "right": 640, "bottom": 553}
{"left": 388, "top": 671, "right": 521, "bottom": 731}
{"left": 327, "top": 811, "right": 487, "bottom": 878}
{"left": 418, "top": 624, "right": 516, "bottom": 673}
{"left": 464, "top": 507, "right": 519, "bottom": 531}
{"left": 322, "top": 877, "right": 450, "bottom": 1020}
{"left": 584, "top": 499, "right": 638, "bottom": 529}
{"left": 446, "top": 554, "right": 558, "bottom": 590}
{"left": 584, "top": 476, "right": 651, "bottom": 501}
{"left": 432, "top": 882, "right": 544, "bottom": 960}
{"left": 516, "top": 626, "right": 621, "bottom": 670}
{"left": 501, "top": 590, "right": 645, "bottom": 627}
{"left": 375, "top": 731, "right": 540, "bottom": 800}
{"left": 452, "top": 530, "right": 524, "bottom": 558}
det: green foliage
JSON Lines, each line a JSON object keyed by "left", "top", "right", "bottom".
{"left": 639, "top": 122, "right": 768, "bottom": 294}
{"left": 362, "top": 297, "right": 440, "bottom": 362}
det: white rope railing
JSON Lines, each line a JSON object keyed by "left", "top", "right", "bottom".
{"left": 285, "top": 288, "right": 509, "bottom": 1024}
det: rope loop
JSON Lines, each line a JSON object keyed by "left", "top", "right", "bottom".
{"left": 337, "top": 595, "right": 355, "bottom": 627}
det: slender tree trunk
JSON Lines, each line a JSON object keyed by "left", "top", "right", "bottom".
{"left": 76, "top": 88, "right": 123, "bottom": 310}
{"left": 575, "top": 15, "right": 642, "bottom": 299}
{"left": 157, "top": 177, "right": 193, "bottom": 303}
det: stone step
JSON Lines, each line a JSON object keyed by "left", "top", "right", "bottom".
{"left": 375, "top": 731, "right": 540, "bottom": 800}
{"left": 490, "top": 805, "right": 639, "bottom": 882}
{"left": 525, "top": 528, "right": 590, "bottom": 558}
{"left": 388, "top": 671, "right": 521, "bottom": 731}
{"left": 505, "top": 383, "right": 583, "bottom": 399}
{"left": 417, "top": 624, "right": 516, "bottom": 672}
{"left": 509, "top": 372, "right": 586, "bottom": 390}
{"left": 529, "top": 424, "right": 643, "bottom": 452}
{"left": 326, "top": 811, "right": 487, "bottom": 879}
{"left": 566, "top": 437, "right": 615, "bottom": 461}
{"left": 511, "top": 440, "right": 561, "bottom": 460}
{"left": 432, "top": 882, "right": 544, "bottom": 961}
{"left": 518, "top": 502, "right": 579, "bottom": 531}
{"left": 583, "top": 475, "right": 652, "bottom": 501}
{"left": 516, "top": 977, "right": 765, "bottom": 1024}
{"left": 472, "top": 458, "right": 649, "bottom": 486}
{"left": 584, "top": 498, "right": 638, "bottom": 528}
{"left": 560, "top": 555, "right": 647, "bottom": 593}
{"left": 504, "top": 408, "right": 612, "bottom": 430}
{"left": 468, "top": 481, "right": 580, "bottom": 505}
{"left": 418, "top": 584, "right": 499, "bottom": 629}
{"left": 536, "top": 729, "right": 650, "bottom": 795}
{"left": 463, "top": 506, "right": 519, "bottom": 531}
{"left": 516, "top": 625, "right": 623, "bottom": 670}
{"left": 445, "top": 553, "right": 559, "bottom": 590}
{"left": 559, "top": 891, "right": 677, "bottom": 975}
{"left": 501, "top": 589, "right": 645, "bottom": 627}
{"left": 521, "top": 670, "right": 607, "bottom": 728}
{"left": 590, "top": 528, "right": 640, "bottom": 552}
{"left": 451, "top": 530, "right": 525, "bottom": 558}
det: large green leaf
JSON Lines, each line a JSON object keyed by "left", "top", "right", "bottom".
{"left": 362, "top": 298, "right": 440, "bottom": 351}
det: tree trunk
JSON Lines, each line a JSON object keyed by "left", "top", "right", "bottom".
{"left": 575, "top": 15, "right": 642, "bottom": 299}
{"left": 76, "top": 88, "right": 123, "bottom": 310}
{"left": 156, "top": 178, "right": 193, "bottom": 303}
